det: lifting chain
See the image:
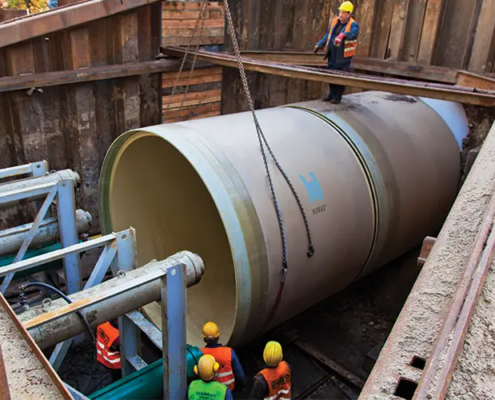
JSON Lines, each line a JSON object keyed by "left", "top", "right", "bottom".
{"left": 222, "top": 0, "right": 315, "bottom": 289}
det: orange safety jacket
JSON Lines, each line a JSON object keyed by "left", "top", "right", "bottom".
{"left": 96, "top": 322, "right": 121, "bottom": 370}
{"left": 259, "top": 361, "right": 292, "bottom": 400}
{"left": 201, "top": 346, "right": 235, "bottom": 391}
{"left": 324, "top": 17, "right": 358, "bottom": 58}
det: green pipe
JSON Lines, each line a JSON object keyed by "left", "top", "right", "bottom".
{"left": 89, "top": 345, "right": 203, "bottom": 400}
{"left": 0, "top": 242, "right": 64, "bottom": 283}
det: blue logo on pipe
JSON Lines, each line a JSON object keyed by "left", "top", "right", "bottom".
{"left": 300, "top": 172, "right": 323, "bottom": 203}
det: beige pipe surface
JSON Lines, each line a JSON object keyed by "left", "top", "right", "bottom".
{"left": 99, "top": 91, "right": 463, "bottom": 347}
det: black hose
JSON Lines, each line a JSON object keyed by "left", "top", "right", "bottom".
{"left": 20, "top": 282, "right": 96, "bottom": 344}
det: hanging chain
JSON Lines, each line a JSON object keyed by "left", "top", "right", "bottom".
{"left": 166, "top": 0, "right": 210, "bottom": 112}
{"left": 223, "top": 0, "right": 314, "bottom": 282}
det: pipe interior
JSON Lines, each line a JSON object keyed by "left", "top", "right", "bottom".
{"left": 108, "top": 134, "right": 236, "bottom": 346}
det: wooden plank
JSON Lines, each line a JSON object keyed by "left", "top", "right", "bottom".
{"left": 239, "top": 51, "right": 458, "bottom": 83}
{"left": 0, "top": 60, "right": 181, "bottom": 93}
{"left": 162, "top": 1, "right": 224, "bottom": 11}
{"left": 162, "top": 26, "right": 224, "bottom": 38}
{"left": 0, "top": 344, "right": 11, "bottom": 400}
{"left": 161, "top": 35, "right": 224, "bottom": 46}
{"left": 138, "top": 2, "right": 162, "bottom": 127}
{"left": 417, "top": 0, "right": 445, "bottom": 65}
{"left": 371, "top": 0, "right": 395, "bottom": 59}
{"left": 0, "top": 9, "right": 27, "bottom": 23}
{"left": 468, "top": 0, "right": 495, "bottom": 73}
{"left": 162, "top": 73, "right": 222, "bottom": 88}
{"left": 388, "top": 0, "right": 409, "bottom": 60}
{"left": 162, "top": 19, "right": 224, "bottom": 29}
{"left": 457, "top": 70, "right": 495, "bottom": 90}
{"left": 163, "top": 47, "right": 495, "bottom": 106}
{"left": 162, "top": 101, "right": 221, "bottom": 120}
{"left": 435, "top": 0, "right": 476, "bottom": 68}
{"left": 162, "top": 10, "right": 223, "bottom": 19}
{"left": 162, "top": 88, "right": 221, "bottom": 109}
{"left": 162, "top": 66, "right": 222, "bottom": 80}
{"left": 400, "top": 0, "right": 427, "bottom": 62}
{"left": 0, "top": 0, "right": 162, "bottom": 48}
{"left": 0, "top": 294, "right": 72, "bottom": 399}
{"left": 355, "top": 0, "right": 378, "bottom": 57}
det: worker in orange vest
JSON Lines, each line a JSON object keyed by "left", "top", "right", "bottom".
{"left": 96, "top": 319, "right": 121, "bottom": 378}
{"left": 314, "top": 1, "right": 360, "bottom": 104}
{"left": 200, "top": 321, "right": 246, "bottom": 392}
{"left": 249, "top": 341, "right": 292, "bottom": 400}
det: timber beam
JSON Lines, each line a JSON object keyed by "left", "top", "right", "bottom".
{"left": 0, "top": 0, "right": 161, "bottom": 49}
{"left": 161, "top": 47, "right": 495, "bottom": 106}
{"left": 0, "top": 59, "right": 183, "bottom": 93}
{"left": 239, "top": 51, "right": 458, "bottom": 84}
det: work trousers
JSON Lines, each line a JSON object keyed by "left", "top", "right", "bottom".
{"left": 327, "top": 63, "right": 350, "bottom": 101}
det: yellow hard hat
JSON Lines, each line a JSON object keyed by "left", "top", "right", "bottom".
{"left": 338, "top": 1, "right": 354, "bottom": 13}
{"left": 263, "top": 341, "right": 283, "bottom": 367}
{"left": 194, "top": 354, "right": 220, "bottom": 381}
{"left": 202, "top": 321, "right": 220, "bottom": 339}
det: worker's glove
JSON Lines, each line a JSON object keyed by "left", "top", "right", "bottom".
{"left": 334, "top": 33, "right": 345, "bottom": 47}
{"left": 313, "top": 45, "right": 319, "bottom": 54}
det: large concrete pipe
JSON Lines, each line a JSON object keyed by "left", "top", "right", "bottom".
{"left": 99, "top": 91, "right": 467, "bottom": 347}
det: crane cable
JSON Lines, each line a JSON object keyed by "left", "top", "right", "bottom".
{"left": 169, "top": 0, "right": 315, "bottom": 322}
{"left": 222, "top": 0, "right": 314, "bottom": 322}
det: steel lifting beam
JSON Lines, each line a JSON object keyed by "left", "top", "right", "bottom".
{"left": 161, "top": 47, "right": 495, "bottom": 106}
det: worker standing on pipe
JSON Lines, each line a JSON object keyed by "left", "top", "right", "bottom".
{"left": 188, "top": 354, "right": 234, "bottom": 400}
{"left": 96, "top": 319, "right": 121, "bottom": 379}
{"left": 249, "top": 341, "right": 292, "bottom": 400}
{"left": 200, "top": 321, "right": 247, "bottom": 392}
{"left": 314, "top": 1, "right": 359, "bottom": 104}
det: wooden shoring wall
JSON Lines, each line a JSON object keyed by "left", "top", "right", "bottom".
{"left": 0, "top": 2, "right": 162, "bottom": 232}
{"left": 161, "top": 1, "right": 224, "bottom": 123}
{"left": 222, "top": 0, "right": 495, "bottom": 114}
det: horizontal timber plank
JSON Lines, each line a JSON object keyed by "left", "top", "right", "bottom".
{"left": 0, "top": 0, "right": 161, "bottom": 48}
{"left": 162, "top": 19, "right": 224, "bottom": 28}
{"left": 165, "top": 110, "right": 221, "bottom": 123}
{"left": 163, "top": 102, "right": 221, "bottom": 119}
{"left": 162, "top": 47, "right": 495, "bottom": 106}
{"left": 161, "top": 35, "right": 224, "bottom": 46}
{"left": 162, "top": 88, "right": 221, "bottom": 109}
{"left": 162, "top": 73, "right": 222, "bottom": 88}
{"left": 0, "top": 59, "right": 181, "bottom": 92}
{"left": 161, "top": 66, "right": 222, "bottom": 80}
{"left": 162, "top": 27, "right": 224, "bottom": 37}
{"left": 162, "top": 10, "right": 224, "bottom": 19}
{"left": 239, "top": 51, "right": 458, "bottom": 84}
{"left": 162, "top": 2, "right": 223, "bottom": 11}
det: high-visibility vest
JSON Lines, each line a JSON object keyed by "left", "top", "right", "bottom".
{"left": 201, "top": 346, "right": 235, "bottom": 391}
{"left": 259, "top": 361, "right": 292, "bottom": 400}
{"left": 324, "top": 17, "right": 358, "bottom": 58}
{"left": 188, "top": 379, "right": 227, "bottom": 400}
{"left": 96, "top": 322, "right": 121, "bottom": 369}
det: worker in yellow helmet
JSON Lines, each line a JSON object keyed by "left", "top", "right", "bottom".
{"left": 249, "top": 341, "right": 292, "bottom": 400}
{"left": 200, "top": 322, "right": 246, "bottom": 392}
{"left": 314, "top": 1, "right": 360, "bottom": 104}
{"left": 188, "top": 354, "right": 234, "bottom": 400}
